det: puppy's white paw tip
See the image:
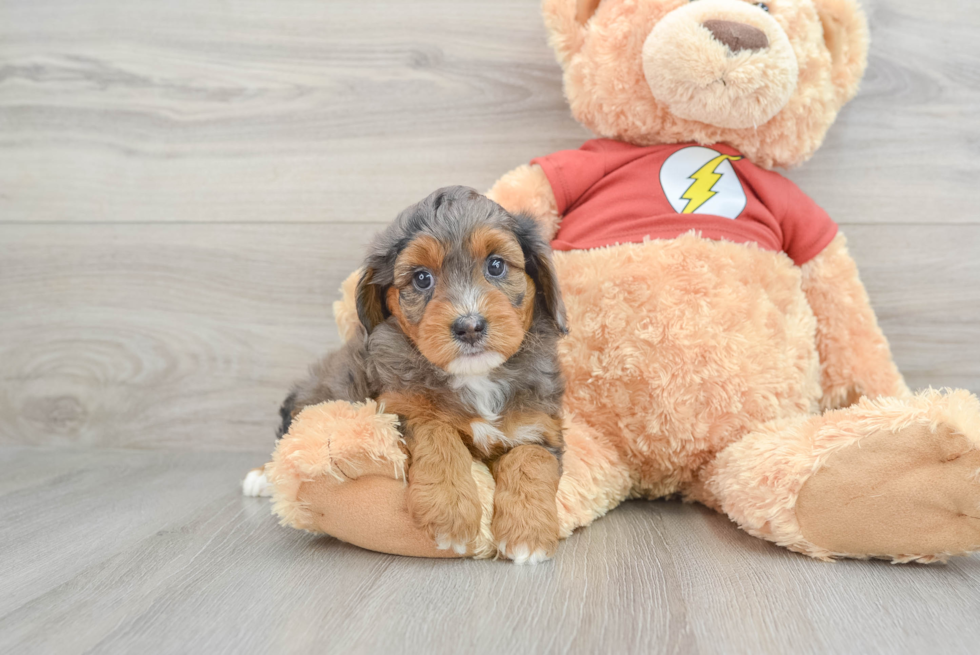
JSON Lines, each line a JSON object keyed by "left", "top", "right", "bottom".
{"left": 434, "top": 535, "right": 469, "bottom": 554}
{"left": 499, "top": 541, "right": 550, "bottom": 565}
{"left": 435, "top": 535, "right": 452, "bottom": 551}
{"left": 526, "top": 548, "right": 550, "bottom": 565}
{"left": 242, "top": 470, "right": 273, "bottom": 498}
{"left": 510, "top": 543, "right": 531, "bottom": 565}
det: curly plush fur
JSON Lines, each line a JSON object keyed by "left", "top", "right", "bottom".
{"left": 263, "top": 0, "right": 980, "bottom": 563}
{"left": 545, "top": 0, "right": 869, "bottom": 168}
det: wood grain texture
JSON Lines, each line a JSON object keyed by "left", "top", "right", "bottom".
{"left": 1, "top": 446, "right": 979, "bottom": 655}
{"left": 1, "top": 223, "right": 978, "bottom": 451}
{"left": 1, "top": 0, "right": 978, "bottom": 225}
{"left": 1, "top": 1, "right": 980, "bottom": 651}
{"left": 0, "top": 222, "right": 378, "bottom": 450}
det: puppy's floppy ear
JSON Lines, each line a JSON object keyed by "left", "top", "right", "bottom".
{"left": 514, "top": 214, "right": 568, "bottom": 336}
{"left": 355, "top": 266, "right": 387, "bottom": 334}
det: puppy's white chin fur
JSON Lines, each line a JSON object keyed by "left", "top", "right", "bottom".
{"left": 446, "top": 352, "right": 505, "bottom": 376}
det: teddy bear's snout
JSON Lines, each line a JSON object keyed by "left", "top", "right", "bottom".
{"left": 641, "top": 0, "right": 798, "bottom": 130}
{"left": 701, "top": 20, "right": 768, "bottom": 54}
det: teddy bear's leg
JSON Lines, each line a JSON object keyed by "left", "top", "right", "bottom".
{"left": 265, "top": 400, "right": 632, "bottom": 558}
{"left": 693, "top": 389, "right": 980, "bottom": 562}
{"left": 265, "top": 399, "right": 496, "bottom": 558}
{"left": 555, "top": 413, "right": 634, "bottom": 539}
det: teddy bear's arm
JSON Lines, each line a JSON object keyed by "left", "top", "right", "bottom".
{"left": 801, "top": 233, "right": 910, "bottom": 409}
{"left": 486, "top": 164, "right": 561, "bottom": 241}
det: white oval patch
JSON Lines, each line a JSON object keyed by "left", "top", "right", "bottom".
{"left": 659, "top": 146, "right": 746, "bottom": 219}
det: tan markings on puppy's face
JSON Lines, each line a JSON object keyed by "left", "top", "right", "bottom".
{"left": 387, "top": 228, "right": 534, "bottom": 373}
{"left": 387, "top": 234, "right": 459, "bottom": 368}
{"left": 386, "top": 287, "right": 418, "bottom": 342}
{"left": 468, "top": 226, "right": 525, "bottom": 268}
{"left": 416, "top": 297, "right": 468, "bottom": 370}
{"left": 391, "top": 234, "right": 445, "bottom": 296}
{"left": 521, "top": 275, "right": 536, "bottom": 332}
{"left": 466, "top": 227, "right": 531, "bottom": 362}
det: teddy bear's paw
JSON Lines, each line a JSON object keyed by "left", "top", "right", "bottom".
{"left": 796, "top": 419, "right": 980, "bottom": 560}
{"left": 496, "top": 540, "right": 552, "bottom": 565}
{"left": 242, "top": 467, "right": 273, "bottom": 498}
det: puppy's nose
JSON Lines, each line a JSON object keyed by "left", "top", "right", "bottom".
{"left": 452, "top": 315, "right": 487, "bottom": 346}
{"left": 702, "top": 20, "right": 768, "bottom": 53}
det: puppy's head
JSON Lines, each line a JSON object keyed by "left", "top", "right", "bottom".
{"left": 357, "top": 186, "right": 566, "bottom": 376}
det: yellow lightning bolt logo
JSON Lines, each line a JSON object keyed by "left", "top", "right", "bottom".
{"left": 680, "top": 154, "right": 743, "bottom": 214}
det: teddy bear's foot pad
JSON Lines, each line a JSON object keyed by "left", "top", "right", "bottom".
{"left": 796, "top": 422, "right": 980, "bottom": 560}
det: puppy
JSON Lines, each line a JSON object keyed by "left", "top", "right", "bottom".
{"left": 246, "top": 186, "right": 568, "bottom": 563}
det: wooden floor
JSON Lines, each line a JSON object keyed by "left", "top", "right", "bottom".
{"left": 2, "top": 0, "right": 980, "bottom": 653}
{"left": 2, "top": 446, "right": 980, "bottom": 655}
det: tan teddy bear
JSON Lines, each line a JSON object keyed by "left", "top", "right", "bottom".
{"left": 262, "top": 0, "right": 980, "bottom": 563}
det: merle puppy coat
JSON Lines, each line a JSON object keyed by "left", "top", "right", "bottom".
{"left": 278, "top": 186, "right": 568, "bottom": 563}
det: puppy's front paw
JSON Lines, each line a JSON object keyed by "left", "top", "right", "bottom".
{"left": 408, "top": 478, "right": 483, "bottom": 555}
{"left": 493, "top": 521, "right": 558, "bottom": 565}
{"left": 490, "top": 445, "right": 561, "bottom": 564}
{"left": 242, "top": 467, "right": 273, "bottom": 497}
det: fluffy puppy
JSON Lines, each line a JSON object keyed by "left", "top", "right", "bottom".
{"left": 259, "top": 186, "right": 568, "bottom": 563}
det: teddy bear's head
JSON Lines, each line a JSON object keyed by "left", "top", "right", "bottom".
{"left": 544, "top": 0, "right": 868, "bottom": 168}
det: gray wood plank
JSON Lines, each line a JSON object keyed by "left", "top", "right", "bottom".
{"left": 0, "top": 0, "right": 585, "bottom": 225}
{"left": 0, "top": 222, "right": 379, "bottom": 450}
{"left": 2, "top": 1, "right": 979, "bottom": 654}
{"left": 847, "top": 225, "right": 980, "bottom": 392}
{"left": 1, "top": 0, "right": 978, "bottom": 225}
{"left": 1, "top": 446, "right": 978, "bottom": 655}
{"left": 2, "top": 223, "right": 978, "bottom": 451}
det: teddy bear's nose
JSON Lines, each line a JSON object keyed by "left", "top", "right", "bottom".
{"left": 702, "top": 20, "right": 769, "bottom": 53}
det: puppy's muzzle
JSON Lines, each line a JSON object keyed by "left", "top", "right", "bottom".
{"left": 452, "top": 314, "right": 487, "bottom": 347}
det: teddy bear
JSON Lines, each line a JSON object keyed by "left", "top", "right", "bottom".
{"left": 262, "top": 0, "right": 980, "bottom": 563}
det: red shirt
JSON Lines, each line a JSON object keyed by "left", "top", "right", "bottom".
{"left": 531, "top": 139, "right": 837, "bottom": 265}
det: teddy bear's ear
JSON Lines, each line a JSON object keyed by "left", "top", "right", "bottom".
{"left": 542, "top": 0, "right": 603, "bottom": 64}
{"left": 576, "top": 0, "right": 602, "bottom": 23}
{"left": 812, "top": 0, "right": 870, "bottom": 103}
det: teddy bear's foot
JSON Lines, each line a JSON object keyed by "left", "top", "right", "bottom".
{"left": 699, "top": 389, "right": 980, "bottom": 562}
{"left": 796, "top": 420, "right": 980, "bottom": 561}
{"left": 266, "top": 399, "right": 499, "bottom": 558}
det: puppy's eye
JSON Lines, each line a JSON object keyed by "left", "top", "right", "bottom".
{"left": 412, "top": 270, "right": 433, "bottom": 291}
{"left": 755, "top": 2, "right": 769, "bottom": 11}
{"left": 486, "top": 257, "right": 507, "bottom": 278}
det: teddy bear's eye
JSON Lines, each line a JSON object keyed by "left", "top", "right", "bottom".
{"left": 755, "top": 2, "right": 770, "bottom": 11}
